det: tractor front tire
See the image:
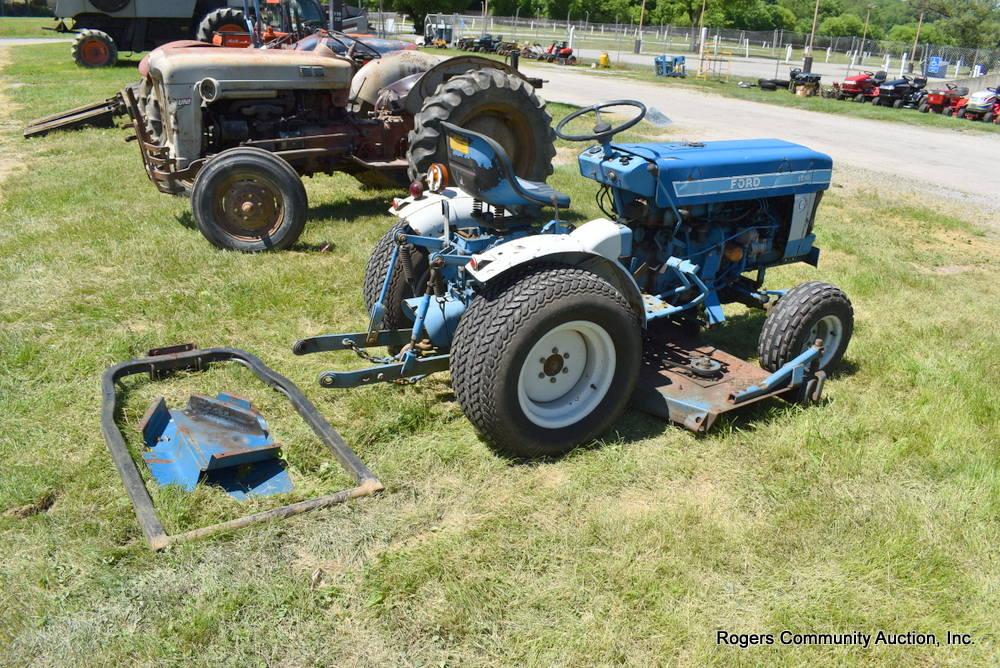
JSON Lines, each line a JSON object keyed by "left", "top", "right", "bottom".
{"left": 451, "top": 264, "right": 641, "bottom": 459}
{"left": 854, "top": 94, "right": 865, "bottom": 103}
{"left": 407, "top": 68, "right": 556, "bottom": 182}
{"left": 758, "top": 281, "right": 854, "bottom": 374}
{"left": 362, "top": 221, "right": 429, "bottom": 333}
{"left": 72, "top": 29, "right": 117, "bottom": 68}
{"left": 137, "top": 78, "right": 164, "bottom": 144}
{"left": 918, "top": 101, "right": 929, "bottom": 112}
{"left": 196, "top": 8, "right": 247, "bottom": 43}
{"left": 191, "top": 147, "right": 307, "bottom": 252}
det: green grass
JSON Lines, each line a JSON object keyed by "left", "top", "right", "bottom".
{"left": 2, "top": 42, "right": 999, "bottom": 666}
{"left": 0, "top": 17, "right": 58, "bottom": 40}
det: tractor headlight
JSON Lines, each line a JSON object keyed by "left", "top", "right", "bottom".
{"left": 881, "top": 85, "right": 895, "bottom": 91}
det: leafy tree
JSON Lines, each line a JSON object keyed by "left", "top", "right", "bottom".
{"left": 886, "top": 21, "right": 949, "bottom": 46}
{"left": 926, "top": 0, "right": 1000, "bottom": 48}
{"left": 818, "top": 12, "right": 865, "bottom": 36}
{"left": 389, "top": 0, "right": 469, "bottom": 33}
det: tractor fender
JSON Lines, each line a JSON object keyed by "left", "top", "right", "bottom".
{"left": 465, "top": 219, "right": 646, "bottom": 323}
{"left": 388, "top": 187, "right": 478, "bottom": 236}
{"left": 350, "top": 50, "right": 442, "bottom": 109}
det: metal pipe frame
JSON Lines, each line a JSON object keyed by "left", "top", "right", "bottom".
{"left": 101, "top": 345, "right": 382, "bottom": 551}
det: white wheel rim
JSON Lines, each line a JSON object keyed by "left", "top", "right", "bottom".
{"left": 806, "top": 314, "right": 843, "bottom": 368}
{"left": 516, "top": 320, "right": 617, "bottom": 429}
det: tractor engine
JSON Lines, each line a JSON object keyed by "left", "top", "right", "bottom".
{"left": 202, "top": 90, "right": 346, "bottom": 152}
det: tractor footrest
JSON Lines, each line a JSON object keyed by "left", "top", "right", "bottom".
{"left": 633, "top": 325, "right": 788, "bottom": 431}
{"left": 138, "top": 392, "right": 292, "bottom": 499}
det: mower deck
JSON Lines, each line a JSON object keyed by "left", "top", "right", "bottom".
{"left": 633, "top": 324, "right": 818, "bottom": 431}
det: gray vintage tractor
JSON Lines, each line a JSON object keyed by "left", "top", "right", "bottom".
{"left": 123, "top": 39, "right": 556, "bottom": 251}
{"left": 45, "top": 0, "right": 366, "bottom": 67}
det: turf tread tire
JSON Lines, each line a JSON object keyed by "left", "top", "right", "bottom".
{"left": 362, "top": 221, "right": 429, "bottom": 331}
{"left": 450, "top": 264, "right": 641, "bottom": 459}
{"left": 758, "top": 281, "right": 854, "bottom": 373}
{"left": 406, "top": 68, "right": 556, "bottom": 182}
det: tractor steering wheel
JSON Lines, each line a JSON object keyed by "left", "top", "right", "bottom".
{"left": 555, "top": 100, "right": 647, "bottom": 142}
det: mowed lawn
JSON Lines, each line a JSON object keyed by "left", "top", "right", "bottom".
{"left": 1, "top": 42, "right": 999, "bottom": 666}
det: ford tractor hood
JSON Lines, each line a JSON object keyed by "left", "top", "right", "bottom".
{"left": 147, "top": 45, "right": 354, "bottom": 90}
{"left": 578, "top": 139, "right": 832, "bottom": 207}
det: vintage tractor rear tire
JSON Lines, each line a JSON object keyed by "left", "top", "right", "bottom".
{"left": 191, "top": 147, "right": 307, "bottom": 252}
{"left": 451, "top": 264, "right": 641, "bottom": 459}
{"left": 362, "top": 221, "right": 429, "bottom": 332}
{"left": 407, "top": 68, "right": 556, "bottom": 182}
{"left": 72, "top": 29, "right": 117, "bottom": 68}
{"left": 196, "top": 8, "right": 247, "bottom": 43}
{"left": 758, "top": 281, "right": 854, "bottom": 374}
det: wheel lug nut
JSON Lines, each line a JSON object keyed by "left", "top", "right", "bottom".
{"left": 562, "top": 368, "right": 568, "bottom": 374}
{"left": 552, "top": 347, "right": 558, "bottom": 354}
{"left": 538, "top": 372, "right": 544, "bottom": 379}
{"left": 549, "top": 377, "right": 556, "bottom": 383}
{"left": 563, "top": 353, "right": 569, "bottom": 359}
{"left": 539, "top": 357, "right": 546, "bottom": 364}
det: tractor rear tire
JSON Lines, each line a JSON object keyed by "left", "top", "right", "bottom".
{"left": 407, "top": 68, "right": 556, "bottom": 183}
{"left": 758, "top": 281, "right": 854, "bottom": 374}
{"left": 918, "top": 101, "right": 929, "bottom": 112}
{"left": 450, "top": 264, "right": 641, "bottom": 459}
{"left": 196, "top": 8, "right": 247, "bottom": 43}
{"left": 871, "top": 96, "right": 881, "bottom": 106}
{"left": 72, "top": 29, "right": 117, "bottom": 68}
{"left": 985, "top": 112, "right": 995, "bottom": 123}
{"left": 893, "top": 99, "right": 904, "bottom": 109}
{"left": 191, "top": 147, "right": 307, "bottom": 252}
{"left": 854, "top": 94, "right": 865, "bottom": 103}
{"left": 362, "top": 221, "right": 429, "bottom": 334}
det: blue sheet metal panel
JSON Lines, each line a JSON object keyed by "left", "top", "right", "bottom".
{"left": 577, "top": 140, "right": 832, "bottom": 206}
{"left": 140, "top": 393, "right": 292, "bottom": 499}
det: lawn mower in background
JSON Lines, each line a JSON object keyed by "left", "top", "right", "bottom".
{"left": 954, "top": 88, "right": 999, "bottom": 122}
{"left": 543, "top": 41, "right": 577, "bottom": 65}
{"left": 921, "top": 83, "right": 969, "bottom": 113}
{"left": 833, "top": 70, "right": 886, "bottom": 102}
{"left": 788, "top": 68, "right": 822, "bottom": 96}
{"left": 295, "top": 101, "right": 853, "bottom": 458}
{"left": 871, "top": 75, "right": 927, "bottom": 109}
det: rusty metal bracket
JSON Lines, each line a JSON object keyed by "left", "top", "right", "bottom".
{"left": 101, "top": 345, "right": 382, "bottom": 551}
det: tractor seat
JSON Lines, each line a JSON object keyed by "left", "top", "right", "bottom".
{"left": 440, "top": 121, "right": 570, "bottom": 212}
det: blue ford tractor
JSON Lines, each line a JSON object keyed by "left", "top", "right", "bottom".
{"left": 294, "top": 101, "right": 853, "bottom": 458}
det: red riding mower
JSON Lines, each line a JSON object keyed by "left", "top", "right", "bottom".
{"left": 920, "top": 83, "right": 969, "bottom": 114}
{"left": 833, "top": 70, "right": 886, "bottom": 102}
{"left": 952, "top": 88, "right": 999, "bottom": 122}
{"left": 544, "top": 40, "right": 577, "bottom": 65}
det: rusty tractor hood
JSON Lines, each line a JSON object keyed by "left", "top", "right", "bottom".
{"left": 146, "top": 44, "right": 354, "bottom": 92}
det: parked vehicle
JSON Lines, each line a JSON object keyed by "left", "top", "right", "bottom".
{"left": 956, "top": 88, "right": 999, "bottom": 122}
{"left": 123, "top": 43, "right": 555, "bottom": 251}
{"left": 296, "top": 101, "right": 852, "bottom": 457}
{"left": 833, "top": 70, "right": 886, "bottom": 102}
{"left": 920, "top": 83, "right": 969, "bottom": 113}
{"left": 543, "top": 40, "right": 576, "bottom": 64}
{"left": 46, "top": 0, "right": 365, "bottom": 67}
{"left": 871, "top": 76, "right": 927, "bottom": 109}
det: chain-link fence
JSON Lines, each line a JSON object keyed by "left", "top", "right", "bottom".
{"left": 427, "top": 13, "right": 1000, "bottom": 79}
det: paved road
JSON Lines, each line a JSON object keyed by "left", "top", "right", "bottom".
{"left": 525, "top": 63, "right": 1000, "bottom": 212}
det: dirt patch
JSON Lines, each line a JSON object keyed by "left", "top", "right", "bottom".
{"left": 0, "top": 46, "right": 28, "bottom": 196}
{"left": 4, "top": 491, "right": 56, "bottom": 518}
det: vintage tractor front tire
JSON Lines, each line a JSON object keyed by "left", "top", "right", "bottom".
{"left": 72, "top": 29, "right": 117, "bottom": 68}
{"left": 196, "top": 8, "right": 247, "bottom": 42}
{"left": 191, "top": 147, "right": 307, "bottom": 252}
{"left": 362, "top": 221, "right": 429, "bottom": 332}
{"left": 407, "top": 68, "right": 556, "bottom": 182}
{"left": 137, "top": 78, "right": 164, "bottom": 144}
{"left": 451, "top": 264, "right": 641, "bottom": 459}
{"left": 758, "top": 281, "right": 854, "bottom": 374}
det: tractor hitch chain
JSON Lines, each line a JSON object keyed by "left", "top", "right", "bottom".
{"left": 101, "top": 344, "right": 382, "bottom": 551}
